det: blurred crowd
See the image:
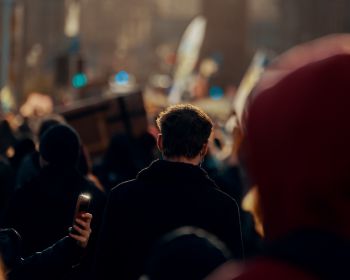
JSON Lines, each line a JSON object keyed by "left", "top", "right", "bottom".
{"left": 1, "top": 39, "right": 350, "bottom": 280}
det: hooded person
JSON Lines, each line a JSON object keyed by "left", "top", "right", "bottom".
{"left": 222, "top": 54, "right": 350, "bottom": 280}
{"left": 38, "top": 123, "right": 81, "bottom": 169}
{"left": 3, "top": 124, "right": 105, "bottom": 279}
{"left": 15, "top": 116, "right": 65, "bottom": 189}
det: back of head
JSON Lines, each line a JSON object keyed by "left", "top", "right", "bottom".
{"left": 39, "top": 124, "right": 81, "bottom": 169}
{"left": 142, "top": 227, "right": 231, "bottom": 280}
{"left": 156, "top": 104, "right": 213, "bottom": 158}
{"left": 38, "top": 116, "right": 65, "bottom": 139}
{"left": 246, "top": 54, "right": 350, "bottom": 240}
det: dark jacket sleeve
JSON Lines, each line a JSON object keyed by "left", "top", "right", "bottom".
{"left": 8, "top": 237, "right": 84, "bottom": 280}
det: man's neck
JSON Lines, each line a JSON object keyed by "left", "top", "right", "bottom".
{"left": 164, "top": 155, "right": 201, "bottom": 166}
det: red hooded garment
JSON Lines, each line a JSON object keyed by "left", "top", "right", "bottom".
{"left": 234, "top": 54, "right": 350, "bottom": 280}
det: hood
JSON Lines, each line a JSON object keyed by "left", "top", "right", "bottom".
{"left": 246, "top": 54, "right": 350, "bottom": 240}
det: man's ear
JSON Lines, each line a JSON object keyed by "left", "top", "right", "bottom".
{"left": 157, "top": 134, "right": 163, "bottom": 152}
{"left": 200, "top": 142, "right": 209, "bottom": 157}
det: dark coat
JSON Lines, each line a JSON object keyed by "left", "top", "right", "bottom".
{"left": 8, "top": 236, "right": 84, "bottom": 280}
{"left": 94, "top": 160, "right": 243, "bottom": 280}
{"left": 4, "top": 165, "right": 105, "bottom": 257}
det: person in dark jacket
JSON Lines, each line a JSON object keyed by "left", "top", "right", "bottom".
{"left": 0, "top": 212, "right": 92, "bottom": 280}
{"left": 4, "top": 124, "right": 105, "bottom": 279}
{"left": 94, "top": 104, "right": 243, "bottom": 280}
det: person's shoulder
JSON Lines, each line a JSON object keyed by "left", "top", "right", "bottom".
{"left": 212, "top": 186, "right": 238, "bottom": 202}
{"left": 103, "top": 179, "right": 140, "bottom": 210}
{"left": 110, "top": 178, "right": 140, "bottom": 196}
{"left": 205, "top": 181, "right": 240, "bottom": 210}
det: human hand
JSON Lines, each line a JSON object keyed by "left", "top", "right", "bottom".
{"left": 69, "top": 213, "right": 93, "bottom": 248}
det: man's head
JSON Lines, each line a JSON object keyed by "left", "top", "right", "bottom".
{"left": 156, "top": 104, "right": 213, "bottom": 162}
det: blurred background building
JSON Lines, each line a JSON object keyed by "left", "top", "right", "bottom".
{"left": 1, "top": 0, "right": 350, "bottom": 111}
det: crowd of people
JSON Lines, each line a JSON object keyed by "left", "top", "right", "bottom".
{"left": 0, "top": 53, "right": 350, "bottom": 280}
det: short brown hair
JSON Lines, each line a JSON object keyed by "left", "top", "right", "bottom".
{"left": 156, "top": 104, "right": 213, "bottom": 158}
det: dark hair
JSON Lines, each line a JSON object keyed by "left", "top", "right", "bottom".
{"left": 156, "top": 104, "right": 213, "bottom": 158}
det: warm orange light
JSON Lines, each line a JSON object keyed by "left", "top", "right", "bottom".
{"left": 242, "top": 185, "right": 264, "bottom": 237}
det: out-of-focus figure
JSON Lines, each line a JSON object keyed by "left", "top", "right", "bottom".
{"left": 235, "top": 54, "right": 350, "bottom": 280}
{"left": 3, "top": 124, "right": 105, "bottom": 280}
{"left": 0, "top": 213, "right": 93, "bottom": 280}
{"left": 140, "top": 227, "right": 232, "bottom": 280}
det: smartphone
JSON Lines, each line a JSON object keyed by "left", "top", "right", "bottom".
{"left": 70, "top": 193, "right": 91, "bottom": 234}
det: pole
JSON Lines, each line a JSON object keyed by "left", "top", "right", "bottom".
{"left": 0, "top": 0, "right": 13, "bottom": 113}
{"left": 0, "top": 0, "right": 13, "bottom": 90}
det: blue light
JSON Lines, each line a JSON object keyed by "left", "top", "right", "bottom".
{"left": 209, "top": 86, "right": 224, "bottom": 100}
{"left": 72, "top": 73, "right": 87, "bottom": 88}
{"left": 115, "top": 70, "right": 129, "bottom": 85}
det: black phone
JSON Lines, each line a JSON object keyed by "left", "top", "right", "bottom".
{"left": 70, "top": 193, "right": 91, "bottom": 234}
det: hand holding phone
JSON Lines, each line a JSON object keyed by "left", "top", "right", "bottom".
{"left": 69, "top": 193, "right": 92, "bottom": 247}
{"left": 74, "top": 193, "right": 91, "bottom": 216}
{"left": 69, "top": 212, "right": 93, "bottom": 248}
